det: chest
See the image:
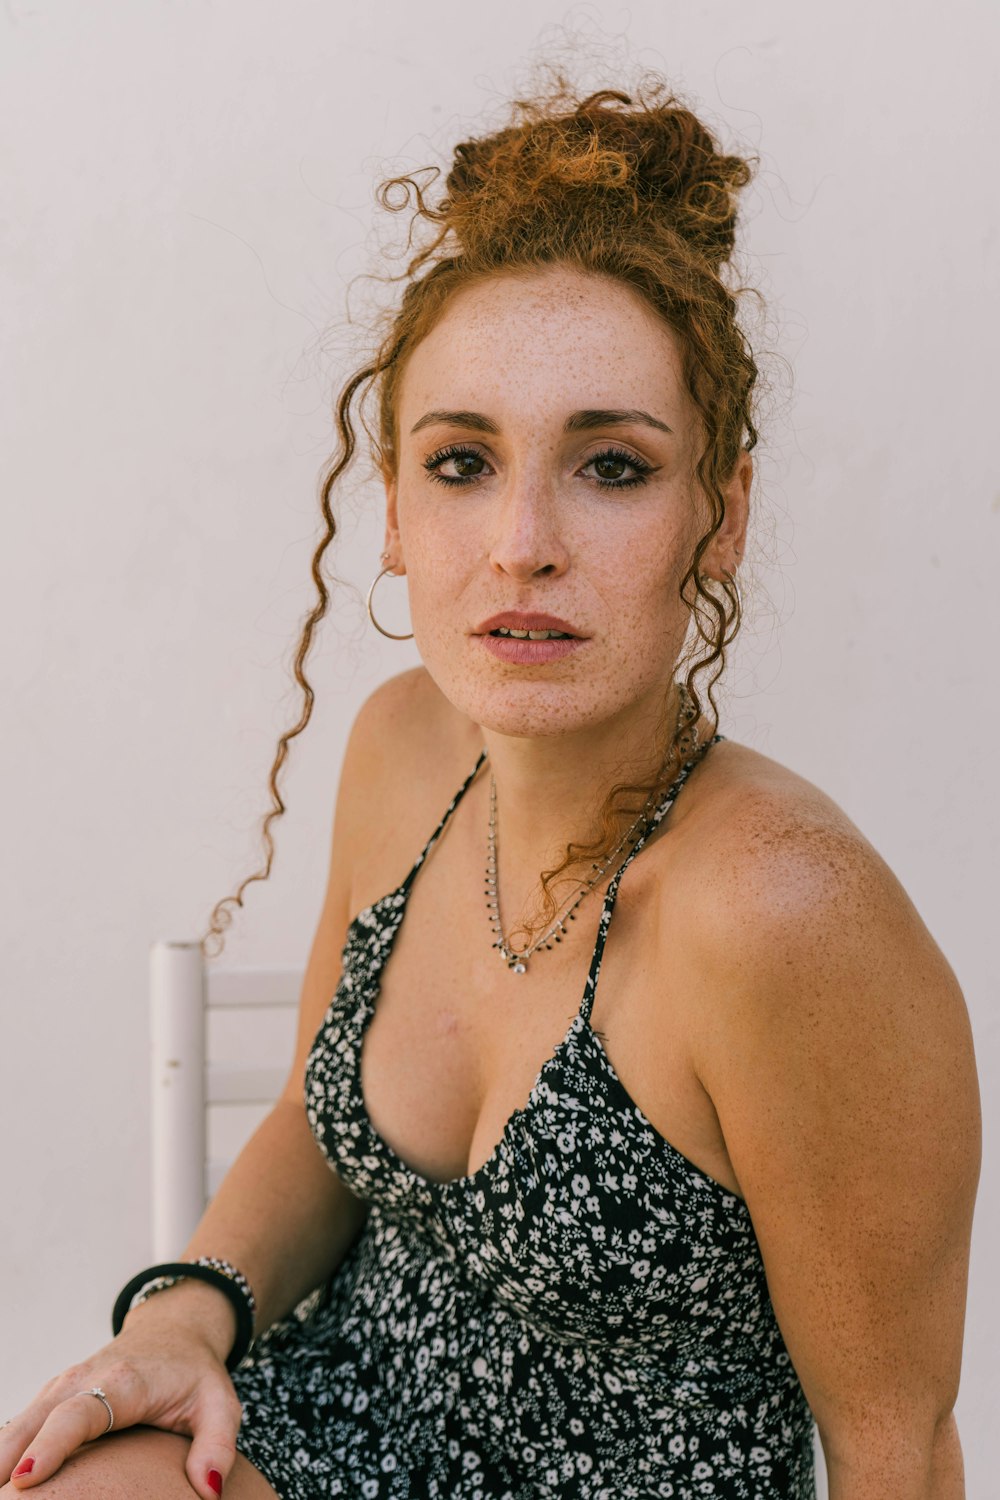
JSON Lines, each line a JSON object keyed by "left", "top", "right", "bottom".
{"left": 356, "top": 844, "right": 744, "bottom": 1201}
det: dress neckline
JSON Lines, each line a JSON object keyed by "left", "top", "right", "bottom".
{"left": 343, "top": 734, "right": 745, "bottom": 1205}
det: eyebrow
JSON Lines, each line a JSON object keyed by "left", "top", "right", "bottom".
{"left": 409, "top": 407, "right": 673, "bottom": 436}
{"left": 564, "top": 408, "right": 673, "bottom": 436}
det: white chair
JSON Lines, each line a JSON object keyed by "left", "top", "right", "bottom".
{"left": 150, "top": 939, "right": 302, "bottom": 1259}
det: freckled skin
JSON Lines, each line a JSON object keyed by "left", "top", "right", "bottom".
{"left": 379, "top": 264, "right": 750, "bottom": 927}
{"left": 351, "top": 263, "right": 979, "bottom": 1479}
{"left": 384, "top": 264, "right": 746, "bottom": 751}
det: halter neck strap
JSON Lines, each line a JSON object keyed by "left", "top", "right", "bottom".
{"left": 400, "top": 748, "right": 488, "bottom": 892}
{"left": 578, "top": 734, "right": 726, "bottom": 1025}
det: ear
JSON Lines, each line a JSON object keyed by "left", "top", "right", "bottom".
{"left": 699, "top": 449, "right": 752, "bottom": 581}
{"left": 381, "top": 467, "right": 406, "bottom": 576}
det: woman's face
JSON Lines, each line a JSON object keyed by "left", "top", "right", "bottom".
{"left": 384, "top": 264, "right": 749, "bottom": 742}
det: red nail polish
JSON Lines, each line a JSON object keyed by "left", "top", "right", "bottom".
{"left": 207, "top": 1469, "right": 223, "bottom": 1495}
{"left": 12, "top": 1457, "right": 35, "bottom": 1477}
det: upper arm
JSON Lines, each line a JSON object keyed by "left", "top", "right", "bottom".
{"left": 690, "top": 800, "right": 981, "bottom": 1461}
{"left": 277, "top": 668, "right": 426, "bottom": 1107}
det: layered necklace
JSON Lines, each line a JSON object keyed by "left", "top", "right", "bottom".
{"left": 486, "top": 684, "right": 700, "bottom": 974}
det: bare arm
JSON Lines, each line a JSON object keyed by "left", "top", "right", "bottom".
{"left": 2, "top": 674, "right": 459, "bottom": 1494}
{"left": 126, "top": 680, "right": 416, "bottom": 1353}
{"left": 124, "top": 1101, "right": 370, "bottom": 1361}
{"left": 690, "top": 794, "right": 981, "bottom": 1499}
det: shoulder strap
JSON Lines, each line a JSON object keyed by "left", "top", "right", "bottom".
{"left": 579, "top": 735, "right": 726, "bottom": 1024}
{"left": 399, "top": 748, "right": 488, "bottom": 892}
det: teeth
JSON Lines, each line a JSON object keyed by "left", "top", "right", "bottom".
{"left": 493, "top": 626, "right": 570, "bottom": 640}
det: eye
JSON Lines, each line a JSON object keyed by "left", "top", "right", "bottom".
{"left": 581, "top": 446, "right": 654, "bottom": 491}
{"left": 423, "top": 444, "right": 493, "bottom": 487}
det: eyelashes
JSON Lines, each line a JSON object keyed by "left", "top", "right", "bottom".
{"left": 424, "top": 444, "right": 491, "bottom": 487}
{"left": 422, "top": 443, "right": 656, "bottom": 492}
{"left": 583, "top": 446, "right": 655, "bottom": 490}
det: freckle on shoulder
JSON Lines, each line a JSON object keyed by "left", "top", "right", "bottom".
{"left": 686, "top": 739, "right": 899, "bottom": 930}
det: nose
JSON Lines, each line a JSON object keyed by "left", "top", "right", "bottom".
{"left": 488, "top": 473, "right": 569, "bottom": 582}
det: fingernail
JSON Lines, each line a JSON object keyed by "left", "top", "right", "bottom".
{"left": 207, "top": 1470, "right": 223, "bottom": 1495}
{"left": 12, "top": 1457, "right": 35, "bottom": 1477}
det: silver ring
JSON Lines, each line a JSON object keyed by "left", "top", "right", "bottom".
{"left": 80, "top": 1386, "right": 114, "bottom": 1434}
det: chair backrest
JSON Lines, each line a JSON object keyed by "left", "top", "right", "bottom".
{"left": 150, "top": 939, "right": 301, "bottom": 1259}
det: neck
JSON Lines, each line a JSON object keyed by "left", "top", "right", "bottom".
{"left": 479, "top": 680, "right": 701, "bottom": 929}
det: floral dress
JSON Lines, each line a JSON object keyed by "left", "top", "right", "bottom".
{"left": 231, "top": 737, "right": 818, "bottom": 1498}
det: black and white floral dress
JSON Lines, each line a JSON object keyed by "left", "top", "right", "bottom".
{"left": 231, "top": 738, "right": 818, "bottom": 1498}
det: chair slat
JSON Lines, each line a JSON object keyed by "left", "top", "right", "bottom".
{"left": 207, "top": 1064, "right": 288, "bottom": 1105}
{"left": 207, "top": 969, "right": 301, "bottom": 1009}
{"left": 152, "top": 939, "right": 304, "bottom": 1256}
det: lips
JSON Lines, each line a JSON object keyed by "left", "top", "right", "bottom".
{"left": 473, "top": 611, "right": 584, "bottom": 638}
{"left": 472, "top": 611, "right": 587, "bottom": 665}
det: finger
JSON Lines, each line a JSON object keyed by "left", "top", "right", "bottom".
{"left": 8, "top": 1382, "right": 128, "bottom": 1488}
{"left": 185, "top": 1385, "right": 244, "bottom": 1500}
{"left": 0, "top": 1372, "right": 75, "bottom": 1477}
{"left": 0, "top": 1419, "right": 33, "bottom": 1484}
{"left": 0, "top": 1416, "right": 31, "bottom": 1475}
{"left": 1, "top": 1391, "right": 68, "bottom": 1483}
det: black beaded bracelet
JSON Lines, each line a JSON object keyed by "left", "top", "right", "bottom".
{"left": 112, "top": 1260, "right": 255, "bottom": 1372}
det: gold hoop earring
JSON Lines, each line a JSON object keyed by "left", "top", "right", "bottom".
{"left": 366, "top": 565, "right": 414, "bottom": 641}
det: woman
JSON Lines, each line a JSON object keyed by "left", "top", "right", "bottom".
{"left": 1, "top": 76, "right": 980, "bottom": 1500}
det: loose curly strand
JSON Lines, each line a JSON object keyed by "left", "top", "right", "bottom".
{"left": 201, "top": 68, "right": 763, "bottom": 960}
{"left": 201, "top": 362, "right": 376, "bottom": 959}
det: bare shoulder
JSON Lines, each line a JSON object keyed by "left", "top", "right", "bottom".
{"left": 676, "top": 734, "right": 982, "bottom": 1446}
{"left": 676, "top": 732, "right": 983, "bottom": 1191}
{"left": 278, "top": 667, "right": 481, "bottom": 1105}
{"left": 680, "top": 734, "right": 971, "bottom": 1039}
{"left": 348, "top": 663, "right": 469, "bottom": 749}
{"left": 337, "top": 666, "right": 483, "bottom": 907}
{"left": 683, "top": 735, "right": 957, "bottom": 981}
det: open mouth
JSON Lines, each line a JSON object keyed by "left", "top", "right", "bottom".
{"left": 477, "top": 626, "right": 583, "bottom": 664}
{"left": 489, "top": 627, "right": 575, "bottom": 640}
{"left": 474, "top": 612, "right": 585, "bottom": 660}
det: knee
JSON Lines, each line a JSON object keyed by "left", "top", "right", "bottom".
{"left": 1, "top": 1428, "right": 192, "bottom": 1499}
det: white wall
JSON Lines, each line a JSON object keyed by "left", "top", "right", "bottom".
{"left": 1, "top": 1, "right": 996, "bottom": 1492}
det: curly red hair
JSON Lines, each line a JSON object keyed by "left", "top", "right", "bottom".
{"left": 202, "top": 71, "right": 763, "bottom": 958}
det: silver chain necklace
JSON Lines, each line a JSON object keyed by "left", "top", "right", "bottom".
{"left": 485, "top": 687, "right": 700, "bottom": 974}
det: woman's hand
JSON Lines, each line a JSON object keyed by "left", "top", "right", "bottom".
{"left": 1, "top": 1283, "right": 245, "bottom": 1497}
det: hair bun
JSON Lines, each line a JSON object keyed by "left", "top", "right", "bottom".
{"left": 439, "top": 84, "right": 754, "bottom": 271}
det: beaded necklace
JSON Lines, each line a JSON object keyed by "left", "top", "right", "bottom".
{"left": 486, "top": 685, "right": 700, "bottom": 974}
